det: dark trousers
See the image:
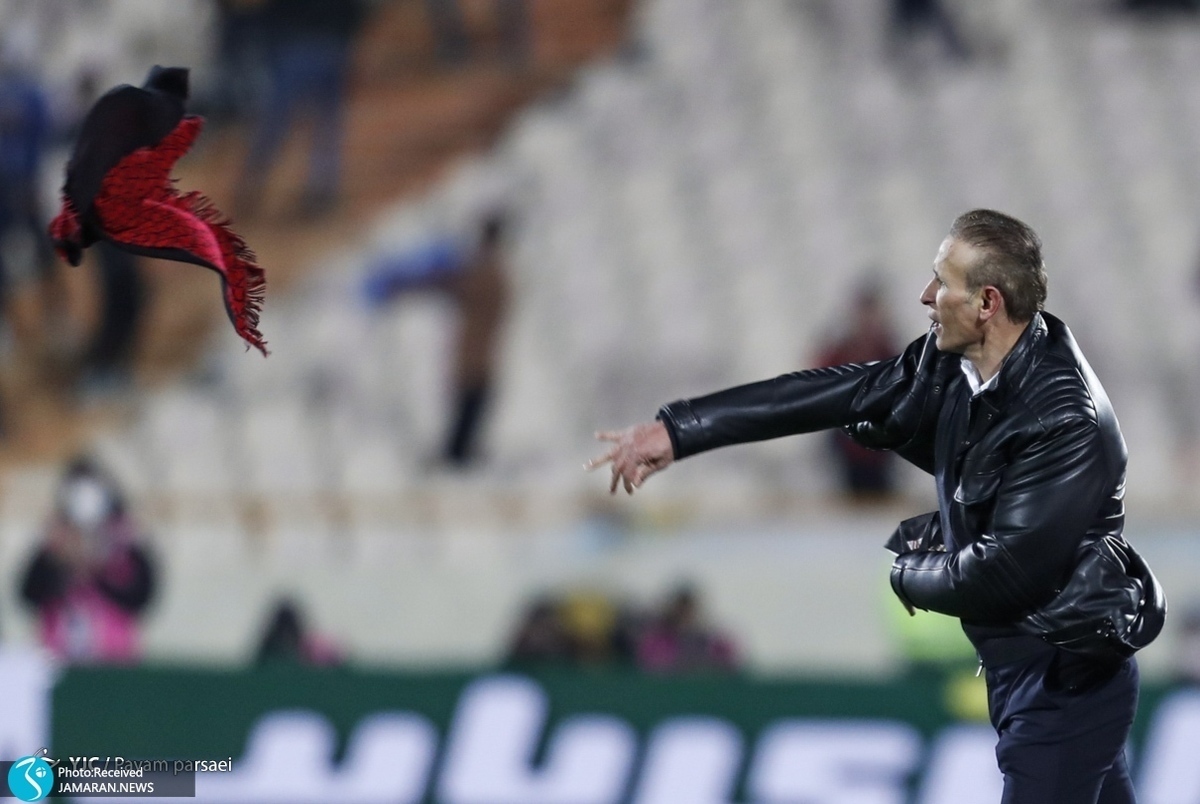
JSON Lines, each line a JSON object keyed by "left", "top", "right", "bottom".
{"left": 980, "top": 636, "right": 1139, "bottom": 803}
{"left": 86, "top": 242, "right": 145, "bottom": 374}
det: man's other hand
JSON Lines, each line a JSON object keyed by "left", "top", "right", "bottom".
{"left": 587, "top": 422, "right": 674, "bottom": 495}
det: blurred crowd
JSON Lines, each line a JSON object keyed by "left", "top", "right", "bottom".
{"left": 505, "top": 583, "right": 739, "bottom": 675}
{"left": 9, "top": 451, "right": 740, "bottom": 675}
{"left": 15, "top": 449, "right": 1200, "bottom": 691}
{"left": 0, "top": 0, "right": 1191, "bottom": 440}
{"left": 0, "top": 0, "right": 538, "bottom": 437}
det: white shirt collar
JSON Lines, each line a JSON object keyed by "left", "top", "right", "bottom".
{"left": 960, "top": 358, "right": 1000, "bottom": 397}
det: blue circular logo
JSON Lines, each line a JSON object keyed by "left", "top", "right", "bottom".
{"left": 8, "top": 755, "right": 54, "bottom": 802}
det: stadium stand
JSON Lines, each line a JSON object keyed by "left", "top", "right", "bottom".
{"left": 1, "top": 0, "right": 1199, "bottom": 672}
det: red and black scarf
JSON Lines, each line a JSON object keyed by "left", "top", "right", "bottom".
{"left": 50, "top": 66, "right": 267, "bottom": 355}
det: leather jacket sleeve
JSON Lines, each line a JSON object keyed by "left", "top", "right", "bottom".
{"left": 657, "top": 331, "right": 942, "bottom": 464}
{"left": 891, "top": 415, "right": 1114, "bottom": 622}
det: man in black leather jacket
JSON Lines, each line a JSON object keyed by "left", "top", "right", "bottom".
{"left": 589, "top": 209, "right": 1165, "bottom": 803}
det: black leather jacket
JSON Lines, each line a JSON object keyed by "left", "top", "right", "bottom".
{"left": 657, "top": 312, "right": 1165, "bottom": 661}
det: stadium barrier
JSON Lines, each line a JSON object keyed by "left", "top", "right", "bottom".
{"left": 16, "top": 660, "right": 1193, "bottom": 802}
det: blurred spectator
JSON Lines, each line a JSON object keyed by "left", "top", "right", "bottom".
{"left": 0, "top": 44, "right": 52, "bottom": 320}
{"left": 884, "top": 597, "right": 990, "bottom": 723}
{"left": 816, "top": 280, "right": 900, "bottom": 500}
{"left": 558, "top": 589, "right": 622, "bottom": 664}
{"left": 0, "top": 41, "right": 52, "bottom": 435}
{"left": 443, "top": 213, "right": 510, "bottom": 466}
{"left": 255, "top": 596, "right": 344, "bottom": 666}
{"left": 18, "top": 457, "right": 156, "bottom": 663}
{"left": 881, "top": 581, "right": 978, "bottom": 688}
{"left": 610, "top": 603, "right": 648, "bottom": 666}
{"left": 636, "top": 584, "right": 738, "bottom": 674}
{"left": 1174, "top": 602, "right": 1200, "bottom": 685}
{"left": 234, "top": 0, "right": 370, "bottom": 218}
{"left": 425, "top": 0, "right": 531, "bottom": 68}
{"left": 504, "top": 590, "right": 644, "bottom": 668}
{"left": 1120, "top": 0, "right": 1198, "bottom": 13}
{"left": 207, "top": 0, "right": 271, "bottom": 127}
{"left": 364, "top": 211, "right": 512, "bottom": 468}
{"left": 78, "top": 242, "right": 146, "bottom": 396}
{"left": 888, "top": 0, "right": 970, "bottom": 62}
{"left": 505, "top": 595, "right": 573, "bottom": 667}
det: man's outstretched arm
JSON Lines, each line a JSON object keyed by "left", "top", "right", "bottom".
{"left": 588, "top": 331, "right": 943, "bottom": 494}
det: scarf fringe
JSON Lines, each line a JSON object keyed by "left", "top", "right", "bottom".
{"left": 181, "top": 191, "right": 268, "bottom": 356}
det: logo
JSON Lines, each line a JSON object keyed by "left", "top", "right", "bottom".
{"left": 7, "top": 750, "right": 55, "bottom": 802}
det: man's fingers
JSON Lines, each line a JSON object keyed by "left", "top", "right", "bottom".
{"left": 614, "top": 454, "right": 634, "bottom": 494}
{"left": 608, "top": 453, "right": 641, "bottom": 496}
{"left": 585, "top": 446, "right": 617, "bottom": 471}
{"left": 589, "top": 430, "right": 628, "bottom": 475}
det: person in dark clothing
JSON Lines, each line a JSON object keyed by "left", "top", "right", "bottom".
{"left": 589, "top": 209, "right": 1165, "bottom": 802}
{"left": 889, "top": 0, "right": 971, "bottom": 61}
{"left": 1121, "top": 0, "right": 1198, "bottom": 13}
{"left": 209, "top": 0, "right": 271, "bottom": 127}
{"left": 362, "top": 211, "right": 512, "bottom": 467}
{"left": 441, "top": 213, "right": 510, "bottom": 466}
{"left": 0, "top": 59, "right": 51, "bottom": 297}
{"left": 816, "top": 280, "right": 900, "bottom": 499}
{"left": 255, "top": 596, "right": 343, "bottom": 666}
{"left": 635, "top": 584, "right": 738, "bottom": 674}
{"left": 0, "top": 58, "right": 51, "bottom": 432}
{"left": 234, "top": 0, "right": 370, "bottom": 217}
{"left": 504, "top": 595, "right": 573, "bottom": 667}
{"left": 19, "top": 457, "right": 155, "bottom": 663}
{"left": 80, "top": 241, "right": 146, "bottom": 391}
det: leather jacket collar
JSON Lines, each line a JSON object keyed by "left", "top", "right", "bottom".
{"left": 978, "top": 312, "right": 1047, "bottom": 408}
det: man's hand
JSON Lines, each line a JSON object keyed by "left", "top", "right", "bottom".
{"left": 586, "top": 421, "right": 675, "bottom": 495}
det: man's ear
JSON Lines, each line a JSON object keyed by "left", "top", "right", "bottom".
{"left": 977, "top": 286, "right": 1005, "bottom": 322}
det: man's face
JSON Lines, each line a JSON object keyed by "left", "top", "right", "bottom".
{"left": 920, "top": 237, "right": 983, "bottom": 353}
